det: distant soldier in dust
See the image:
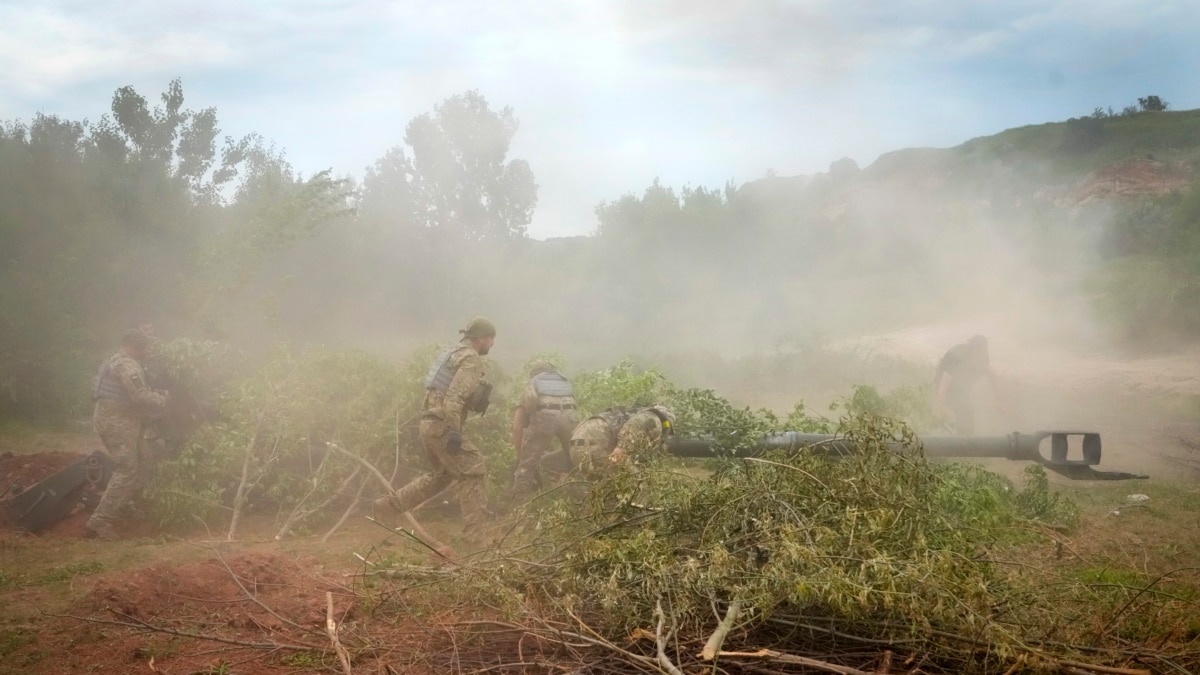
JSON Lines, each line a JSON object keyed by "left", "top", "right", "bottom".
{"left": 933, "top": 335, "right": 1005, "bottom": 436}
{"left": 509, "top": 361, "right": 580, "bottom": 500}
{"left": 375, "top": 317, "right": 497, "bottom": 541}
{"left": 87, "top": 328, "right": 168, "bottom": 540}
{"left": 568, "top": 405, "right": 675, "bottom": 474}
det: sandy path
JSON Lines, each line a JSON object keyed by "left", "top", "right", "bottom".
{"left": 838, "top": 315, "right": 1200, "bottom": 480}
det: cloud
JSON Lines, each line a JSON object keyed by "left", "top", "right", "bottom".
{"left": 611, "top": 0, "right": 1200, "bottom": 88}
{"left": 0, "top": 3, "right": 236, "bottom": 96}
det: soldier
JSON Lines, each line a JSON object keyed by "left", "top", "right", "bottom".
{"left": 376, "top": 317, "right": 496, "bottom": 541}
{"left": 568, "top": 405, "right": 676, "bottom": 474}
{"left": 933, "top": 335, "right": 1005, "bottom": 436}
{"left": 87, "top": 328, "right": 169, "bottom": 540}
{"left": 509, "top": 361, "right": 580, "bottom": 500}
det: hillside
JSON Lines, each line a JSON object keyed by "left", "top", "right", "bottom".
{"left": 743, "top": 108, "right": 1200, "bottom": 212}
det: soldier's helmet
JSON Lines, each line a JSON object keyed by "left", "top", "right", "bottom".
{"left": 529, "top": 360, "right": 557, "bottom": 376}
{"left": 121, "top": 328, "right": 150, "bottom": 350}
{"left": 648, "top": 405, "right": 676, "bottom": 432}
{"left": 461, "top": 316, "right": 497, "bottom": 339}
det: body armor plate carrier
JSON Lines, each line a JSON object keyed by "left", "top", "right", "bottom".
{"left": 424, "top": 348, "right": 458, "bottom": 392}
{"left": 532, "top": 371, "right": 573, "bottom": 397}
{"left": 92, "top": 357, "right": 129, "bottom": 403}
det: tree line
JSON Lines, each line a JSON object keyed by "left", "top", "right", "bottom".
{"left": 2, "top": 80, "right": 1195, "bottom": 422}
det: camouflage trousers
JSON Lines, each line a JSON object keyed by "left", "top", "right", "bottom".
{"left": 568, "top": 417, "right": 619, "bottom": 476}
{"left": 89, "top": 403, "right": 155, "bottom": 529}
{"left": 390, "top": 418, "right": 486, "bottom": 531}
{"left": 513, "top": 409, "right": 579, "bottom": 499}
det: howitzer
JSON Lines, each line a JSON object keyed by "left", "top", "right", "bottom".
{"left": 1, "top": 450, "right": 113, "bottom": 533}
{"left": 0, "top": 382, "right": 215, "bottom": 535}
{"left": 666, "top": 431, "right": 1148, "bottom": 480}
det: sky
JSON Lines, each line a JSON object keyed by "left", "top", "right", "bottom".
{"left": 2, "top": 0, "right": 1198, "bottom": 239}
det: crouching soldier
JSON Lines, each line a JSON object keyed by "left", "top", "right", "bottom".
{"left": 509, "top": 362, "right": 581, "bottom": 501}
{"left": 567, "top": 405, "right": 675, "bottom": 474}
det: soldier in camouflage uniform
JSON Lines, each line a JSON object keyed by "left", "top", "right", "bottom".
{"left": 568, "top": 405, "right": 675, "bottom": 475}
{"left": 509, "top": 362, "right": 580, "bottom": 500}
{"left": 376, "top": 317, "right": 497, "bottom": 539}
{"left": 933, "top": 335, "right": 1005, "bottom": 435}
{"left": 87, "top": 329, "right": 168, "bottom": 540}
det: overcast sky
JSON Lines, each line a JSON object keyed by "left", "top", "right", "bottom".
{"left": 3, "top": 0, "right": 1197, "bottom": 238}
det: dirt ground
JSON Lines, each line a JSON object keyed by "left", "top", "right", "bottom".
{"left": 0, "top": 426, "right": 455, "bottom": 674}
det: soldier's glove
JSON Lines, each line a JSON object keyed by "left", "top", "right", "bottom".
{"left": 446, "top": 429, "right": 463, "bottom": 451}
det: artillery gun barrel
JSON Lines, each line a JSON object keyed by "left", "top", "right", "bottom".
{"left": 666, "top": 430, "right": 1146, "bottom": 480}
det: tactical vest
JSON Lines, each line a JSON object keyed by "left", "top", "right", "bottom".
{"left": 532, "top": 371, "right": 573, "bottom": 398}
{"left": 592, "top": 406, "right": 641, "bottom": 433}
{"left": 92, "top": 356, "right": 129, "bottom": 403}
{"left": 423, "top": 347, "right": 458, "bottom": 393}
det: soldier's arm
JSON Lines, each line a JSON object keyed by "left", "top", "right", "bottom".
{"left": 518, "top": 382, "right": 540, "bottom": 415}
{"left": 511, "top": 381, "right": 538, "bottom": 447}
{"left": 443, "top": 351, "right": 484, "bottom": 432}
{"left": 511, "top": 408, "right": 526, "bottom": 449}
{"left": 115, "top": 359, "right": 166, "bottom": 414}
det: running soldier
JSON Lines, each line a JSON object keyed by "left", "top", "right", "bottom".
{"left": 376, "top": 317, "right": 497, "bottom": 541}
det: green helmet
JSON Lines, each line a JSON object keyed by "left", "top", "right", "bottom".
{"left": 460, "top": 316, "right": 497, "bottom": 339}
{"left": 648, "top": 405, "right": 676, "bottom": 428}
{"left": 121, "top": 328, "right": 150, "bottom": 350}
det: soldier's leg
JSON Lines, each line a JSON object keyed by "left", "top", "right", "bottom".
{"left": 128, "top": 432, "right": 161, "bottom": 506}
{"left": 512, "top": 423, "right": 552, "bottom": 499}
{"left": 572, "top": 418, "right": 617, "bottom": 477}
{"left": 390, "top": 419, "right": 454, "bottom": 512}
{"left": 554, "top": 411, "right": 581, "bottom": 472}
{"left": 442, "top": 438, "right": 487, "bottom": 532}
{"left": 535, "top": 412, "right": 580, "bottom": 487}
{"left": 88, "top": 423, "right": 142, "bottom": 539}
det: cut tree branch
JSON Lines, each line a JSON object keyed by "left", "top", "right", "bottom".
{"left": 700, "top": 597, "right": 742, "bottom": 661}
{"left": 326, "top": 591, "right": 353, "bottom": 675}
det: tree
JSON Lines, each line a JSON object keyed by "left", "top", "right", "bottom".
{"left": 0, "top": 80, "right": 351, "bottom": 421}
{"left": 401, "top": 90, "right": 538, "bottom": 240}
{"left": 1138, "top": 95, "right": 1169, "bottom": 112}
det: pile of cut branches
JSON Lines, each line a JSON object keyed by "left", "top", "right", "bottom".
{"left": 360, "top": 412, "right": 1191, "bottom": 674}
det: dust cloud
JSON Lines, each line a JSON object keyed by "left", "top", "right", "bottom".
{"left": 3, "top": 80, "right": 1196, "bottom": 481}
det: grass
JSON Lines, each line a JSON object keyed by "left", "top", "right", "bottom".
{"left": 0, "top": 626, "right": 34, "bottom": 658}
{"left": 957, "top": 108, "right": 1200, "bottom": 174}
{"left": 0, "top": 561, "right": 105, "bottom": 591}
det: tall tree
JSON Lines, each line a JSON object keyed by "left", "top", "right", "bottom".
{"left": 402, "top": 90, "right": 537, "bottom": 240}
